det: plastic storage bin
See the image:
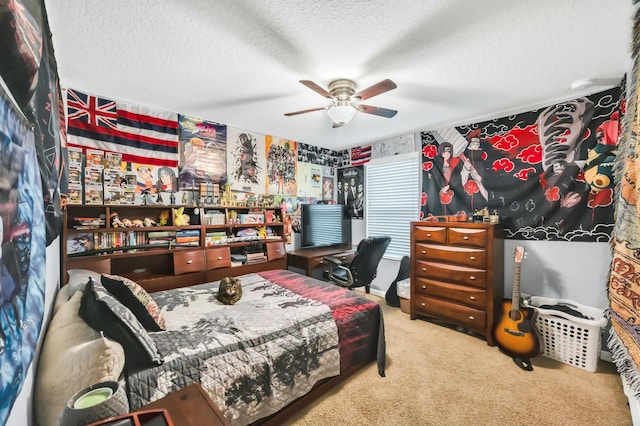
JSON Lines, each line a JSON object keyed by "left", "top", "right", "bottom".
{"left": 522, "top": 295, "right": 607, "bottom": 372}
{"left": 397, "top": 278, "right": 410, "bottom": 314}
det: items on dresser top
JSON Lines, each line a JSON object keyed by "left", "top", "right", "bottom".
{"left": 410, "top": 221, "right": 504, "bottom": 345}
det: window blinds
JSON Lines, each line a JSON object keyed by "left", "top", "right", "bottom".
{"left": 365, "top": 152, "right": 420, "bottom": 259}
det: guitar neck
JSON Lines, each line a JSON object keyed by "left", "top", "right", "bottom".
{"left": 511, "top": 261, "right": 522, "bottom": 313}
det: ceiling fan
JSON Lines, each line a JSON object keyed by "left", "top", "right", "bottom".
{"left": 284, "top": 79, "right": 398, "bottom": 127}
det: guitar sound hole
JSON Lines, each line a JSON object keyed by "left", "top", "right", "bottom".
{"left": 509, "top": 310, "right": 523, "bottom": 321}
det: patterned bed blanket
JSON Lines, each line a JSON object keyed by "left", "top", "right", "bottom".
{"left": 126, "top": 270, "right": 385, "bottom": 425}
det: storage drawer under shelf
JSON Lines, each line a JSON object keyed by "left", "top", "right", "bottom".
{"left": 266, "top": 241, "right": 286, "bottom": 260}
{"left": 173, "top": 250, "right": 205, "bottom": 275}
{"left": 414, "top": 277, "right": 487, "bottom": 310}
{"left": 206, "top": 247, "right": 231, "bottom": 269}
{"left": 415, "top": 260, "right": 486, "bottom": 288}
{"left": 413, "top": 294, "right": 486, "bottom": 333}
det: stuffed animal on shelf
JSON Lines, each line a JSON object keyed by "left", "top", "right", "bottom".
{"left": 173, "top": 207, "right": 190, "bottom": 226}
{"left": 158, "top": 210, "right": 170, "bottom": 226}
{"left": 143, "top": 217, "right": 157, "bottom": 227}
{"left": 217, "top": 277, "right": 242, "bottom": 305}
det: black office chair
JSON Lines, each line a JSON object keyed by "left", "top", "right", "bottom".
{"left": 324, "top": 236, "right": 391, "bottom": 293}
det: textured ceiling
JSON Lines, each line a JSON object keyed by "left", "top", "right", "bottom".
{"left": 44, "top": 0, "right": 635, "bottom": 151}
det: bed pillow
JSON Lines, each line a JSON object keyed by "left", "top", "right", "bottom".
{"left": 79, "top": 278, "right": 163, "bottom": 371}
{"left": 101, "top": 274, "right": 166, "bottom": 331}
{"left": 34, "top": 291, "right": 126, "bottom": 426}
{"left": 67, "top": 268, "right": 103, "bottom": 295}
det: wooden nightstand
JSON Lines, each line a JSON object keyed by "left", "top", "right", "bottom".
{"left": 139, "top": 383, "right": 230, "bottom": 426}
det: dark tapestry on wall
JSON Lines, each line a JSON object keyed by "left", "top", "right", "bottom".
{"left": 420, "top": 84, "right": 624, "bottom": 242}
{"left": 0, "top": 0, "right": 68, "bottom": 246}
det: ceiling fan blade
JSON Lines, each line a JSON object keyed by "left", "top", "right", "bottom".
{"left": 284, "top": 106, "right": 326, "bottom": 116}
{"left": 299, "top": 80, "right": 331, "bottom": 98}
{"left": 358, "top": 104, "right": 398, "bottom": 118}
{"left": 354, "top": 79, "right": 397, "bottom": 101}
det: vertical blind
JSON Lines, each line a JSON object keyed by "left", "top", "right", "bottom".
{"left": 365, "top": 152, "right": 421, "bottom": 259}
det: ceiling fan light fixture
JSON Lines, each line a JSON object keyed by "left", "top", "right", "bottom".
{"left": 327, "top": 103, "right": 357, "bottom": 125}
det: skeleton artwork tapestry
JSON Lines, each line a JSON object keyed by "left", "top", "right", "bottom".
{"left": 0, "top": 84, "right": 46, "bottom": 426}
{"left": 420, "top": 84, "right": 624, "bottom": 241}
{"left": 227, "top": 127, "right": 266, "bottom": 194}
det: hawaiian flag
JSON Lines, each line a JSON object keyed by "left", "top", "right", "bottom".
{"left": 351, "top": 145, "right": 371, "bottom": 166}
{"left": 65, "top": 88, "right": 179, "bottom": 167}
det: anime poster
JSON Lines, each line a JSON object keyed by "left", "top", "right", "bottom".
{"left": 420, "top": 85, "right": 624, "bottom": 241}
{"left": 266, "top": 136, "right": 297, "bottom": 195}
{"left": 338, "top": 166, "right": 364, "bottom": 219}
{"left": 0, "top": 86, "right": 46, "bottom": 425}
{"left": 295, "top": 162, "right": 322, "bottom": 198}
{"left": 178, "top": 115, "right": 227, "bottom": 190}
{"left": 226, "top": 127, "right": 266, "bottom": 193}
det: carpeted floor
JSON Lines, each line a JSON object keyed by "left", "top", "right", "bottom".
{"left": 283, "top": 295, "right": 632, "bottom": 426}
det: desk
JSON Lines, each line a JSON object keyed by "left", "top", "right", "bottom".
{"left": 287, "top": 246, "right": 355, "bottom": 277}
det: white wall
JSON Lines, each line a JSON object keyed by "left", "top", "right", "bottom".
{"left": 7, "top": 240, "right": 61, "bottom": 426}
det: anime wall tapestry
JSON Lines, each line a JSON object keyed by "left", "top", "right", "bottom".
{"left": 0, "top": 85, "right": 46, "bottom": 425}
{"left": 266, "top": 136, "right": 297, "bottom": 195}
{"left": 178, "top": 115, "right": 227, "bottom": 190}
{"left": 420, "top": 85, "right": 624, "bottom": 242}
{"left": 226, "top": 127, "right": 265, "bottom": 194}
{"left": 0, "top": 0, "right": 68, "bottom": 246}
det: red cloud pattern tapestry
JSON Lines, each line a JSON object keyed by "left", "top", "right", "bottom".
{"left": 420, "top": 84, "right": 624, "bottom": 241}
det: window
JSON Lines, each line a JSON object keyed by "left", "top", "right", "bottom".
{"left": 365, "top": 152, "right": 421, "bottom": 259}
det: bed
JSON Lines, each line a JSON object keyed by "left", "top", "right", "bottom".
{"left": 34, "top": 269, "right": 385, "bottom": 426}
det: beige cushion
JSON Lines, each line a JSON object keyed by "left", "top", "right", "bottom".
{"left": 34, "top": 291, "right": 126, "bottom": 426}
{"left": 52, "top": 285, "right": 71, "bottom": 315}
{"left": 67, "top": 268, "right": 104, "bottom": 295}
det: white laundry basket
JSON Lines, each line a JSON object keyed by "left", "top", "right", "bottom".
{"left": 522, "top": 295, "right": 607, "bottom": 372}
{"left": 397, "top": 278, "right": 410, "bottom": 314}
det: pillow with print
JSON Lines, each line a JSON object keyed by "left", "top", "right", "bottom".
{"left": 101, "top": 274, "right": 166, "bottom": 331}
{"left": 79, "top": 278, "right": 163, "bottom": 371}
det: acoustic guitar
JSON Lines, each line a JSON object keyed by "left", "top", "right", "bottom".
{"left": 492, "top": 246, "right": 544, "bottom": 371}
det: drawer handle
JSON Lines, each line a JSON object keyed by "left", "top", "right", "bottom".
{"left": 187, "top": 260, "right": 193, "bottom": 264}
{"left": 463, "top": 236, "right": 469, "bottom": 240}
{"left": 217, "top": 256, "right": 222, "bottom": 260}
{"left": 421, "top": 250, "right": 426, "bottom": 254}
{"left": 426, "top": 233, "right": 432, "bottom": 237}
{"left": 469, "top": 296, "right": 476, "bottom": 301}
{"left": 276, "top": 249, "right": 282, "bottom": 253}
{"left": 421, "top": 303, "right": 426, "bottom": 307}
{"left": 469, "top": 256, "right": 476, "bottom": 260}
{"left": 468, "top": 316, "right": 475, "bottom": 321}
{"left": 469, "top": 276, "right": 476, "bottom": 280}
{"left": 421, "top": 285, "right": 426, "bottom": 289}
{"left": 422, "top": 268, "right": 426, "bottom": 272}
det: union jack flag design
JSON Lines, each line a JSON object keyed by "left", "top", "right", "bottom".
{"left": 66, "top": 88, "right": 179, "bottom": 167}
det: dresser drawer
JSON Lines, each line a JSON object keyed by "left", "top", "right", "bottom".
{"left": 415, "top": 243, "right": 486, "bottom": 268}
{"left": 173, "top": 251, "right": 204, "bottom": 275}
{"left": 206, "top": 247, "right": 231, "bottom": 269}
{"left": 266, "top": 241, "right": 286, "bottom": 260}
{"left": 413, "top": 226, "right": 447, "bottom": 244}
{"left": 415, "top": 260, "right": 486, "bottom": 288}
{"left": 414, "top": 294, "right": 486, "bottom": 332}
{"left": 448, "top": 227, "right": 488, "bottom": 248}
{"left": 414, "top": 277, "right": 486, "bottom": 310}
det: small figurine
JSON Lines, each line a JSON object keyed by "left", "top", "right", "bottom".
{"left": 121, "top": 218, "right": 133, "bottom": 227}
{"left": 110, "top": 212, "right": 126, "bottom": 228}
{"left": 158, "top": 210, "right": 170, "bottom": 226}
{"left": 132, "top": 219, "right": 144, "bottom": 227}
{"left": 170, "top": 192, "right": 176, "bottom": 205}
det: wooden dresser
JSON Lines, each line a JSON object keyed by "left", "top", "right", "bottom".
{"left": 410, "top": 221, "right": 504, "bottom": 345}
